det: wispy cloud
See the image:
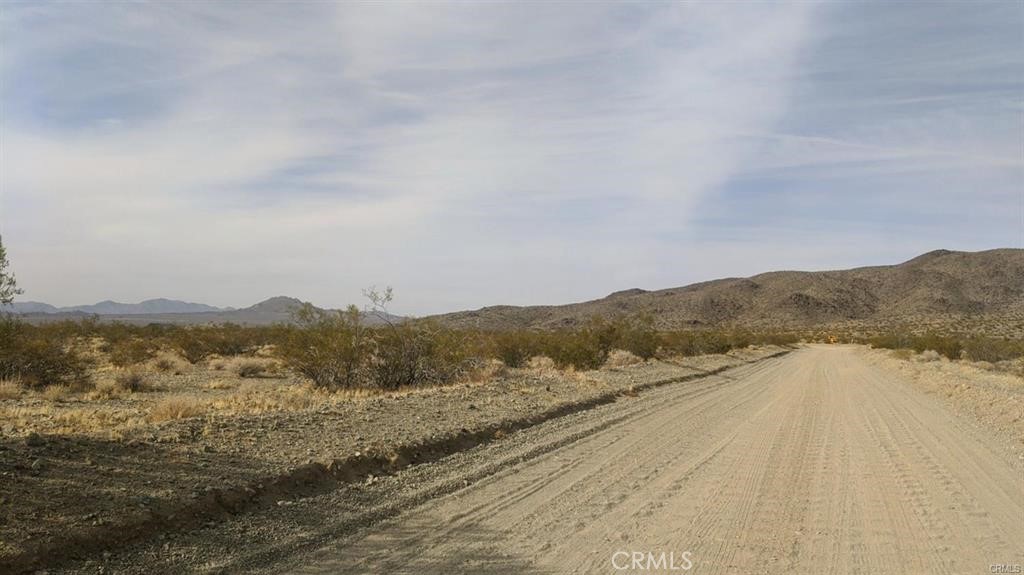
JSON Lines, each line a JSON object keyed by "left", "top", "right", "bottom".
{"left": 1, "top": 2, "right": 1019, "bottom": 312}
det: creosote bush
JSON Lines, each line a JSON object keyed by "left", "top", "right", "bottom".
{"left": 865, "top": 333, "right": 1023, "bottom": 363}
{"left": 114, "top": 369, "right": 148, "bottom": 392}
{"left": 276, "top": 304, "right": 371, "bottom": 389}
{"left": 0, "top": 317, "right": 91, "bottom": 389}
{"left": 107, "top": 337, "right": 159, "bottom": 367}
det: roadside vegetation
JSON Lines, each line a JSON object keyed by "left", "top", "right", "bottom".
{"left": 0, "top": 294, "right": 799, "bottom": 399}
{"left": 799, "top": 329, "right": 1024, "bottom": 375}
{"left": 862, "top": 333, "right": 1024, "bottom": 363}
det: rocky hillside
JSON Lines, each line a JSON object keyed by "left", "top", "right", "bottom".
{"left": 433, "top": 249, "right": 1024, "bottom": 332}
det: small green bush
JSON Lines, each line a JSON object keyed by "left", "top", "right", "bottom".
{"left": 370, "top": 321, "right": 470, "bottom": 389}
{"left": 542, "top": 318, "right": 617, "bottom": 370}
{"left": 276, "top": 304, "right": 370, "bottom": 389}
{"left": 613, "top": 315, "right": 659, "bottom": 359}
{"left": 491, "top": 331, "right": 538, "bottom": 368}
{"left": 107, "top": 337, "right": 159, "bottom": 367}
{"left": 962, "top": 337, "right": 1024, "bottom": 363}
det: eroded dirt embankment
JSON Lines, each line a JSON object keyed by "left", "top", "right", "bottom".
{"left": 0, "top": 346, "right": 788, "bottom": 573}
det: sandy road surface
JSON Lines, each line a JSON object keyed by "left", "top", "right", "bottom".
{"left": 285, "top": 346, "right": 1022, "bottom": 575}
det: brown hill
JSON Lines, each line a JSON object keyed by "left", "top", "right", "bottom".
{"left": 433, "top": 249, "right": 1024, "bottom": 333}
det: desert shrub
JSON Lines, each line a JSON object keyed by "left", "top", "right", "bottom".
{"left": 864, "top": 333, "right": 1024, "bottom": 363}
{"left": 541, "top": 318, "right": 617, "bottom": 370}
{"left": 491, "top": 331, "right": 539, "bottom": 368}
{"left": 910, "top": 334, "right": 961, "bottom": 360}
{"left": 232, "top": 357, "right": 277, "bottom": 378}
{"left": 866, "top": 334, "right": 911, "bottom": 352}
{"left": 612, "top": 315, "right": 659, "bottom": 359}
{"left": 757, "top": 331, "right": 800, "bottom": 346}
{"left": 165, "top": 323, "right": 270, "bottom": 364}
{"left": 149, "top": 397, "right": 206, "bottom": 422}
{"left": 657, "top": 329, "right": 795, "bottom": 358}
{"left": 169, "top": 330, "right": 209, "bottom": 364}
{"left": 369, "top": 320, "right": 469, "bottom": 389}
{"left": 107, "top": 337, "right": 159, "bottom": 367}
{"left": 88, "top": 370, "right": 150, "bottom": 399}
{"left": 605, "top": 349, "right": 643, "bottom": 368}
{"left": 867, "top": 333, "right": 962, "bottom": 361}
{"left": 962, "top": 337, "right": 1024, "bottom": 363}
{"left": 915, "top": 349, "right": 942, "bottom": 362}
{"left": 153, "top": 352, "right": 188, "bottom": 374}
{"left": 114, "top": 369, "right": 148, "bottom": 392}
{"left": 660, "top": 331, "right": 728, "bottom": 357}
{"left": 236, "top": 360, "right": 264, "bottom": 378}
{"left": 276, "top": 304, "right": 371, "bottom": 389}
{"left": 0, "top": 317, "right": 91, "bottom": 389}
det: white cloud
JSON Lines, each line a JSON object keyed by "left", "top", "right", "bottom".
{"left": 1, "top": 2, "right": 1017, "bottom": 313}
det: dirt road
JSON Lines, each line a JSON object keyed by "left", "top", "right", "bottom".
{"left": 282, "top": 346, "right": 1022, "bottom": 574}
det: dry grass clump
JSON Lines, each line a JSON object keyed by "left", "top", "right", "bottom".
{"left": 1, "top": 404, "right": 146, "bottom": 438}
{"left": 914, "top": 350, "right": 942, "bottom": 363}
{"left": 41, "top": 384, "right": 72, "bottom": 402}
{"left": 0, "top": 378, "right": 22, "bottom": 399}
{"left": 152, "top": 352, "right": 189, "bottom": 374}
{"left": 203, "top": 378, "right": 236, "bottom": 390}
{"left": 88, "top": 369, "right": 152, "bottom": 399}
{"left": 149, "top": 397, "right": 207, "bottom": 422}
{"left": 605, "top": 349, "right": 643, "bottom": 368}
{"left": 525, "top": 355, "right": 557, "bottom": 372}
{"left": 211, "top": 382, "right": 317, "bottom": 414}
{"left": 460, "top": 359, "right": 507, "bottom": 384}
{"left": 114, "top": 369, "right": 149, "bottom": 392}
{"left": 231, "top": 357, "right": 279, "bottom": 378}
{"left": 209, "top": 356, "right": 280, "bottom": 378}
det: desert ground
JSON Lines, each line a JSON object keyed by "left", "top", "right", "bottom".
{"left": 3, "top": 341, "right": 1021, "bottom": 574}
{"left": 279, "top": 346, "right": 1023, "bottom": 575}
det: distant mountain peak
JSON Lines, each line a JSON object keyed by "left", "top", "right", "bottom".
{"left": 608, "top": 288, "right": 648, "bottom": 298}
{"left": 904, "top": 249, "right": 959, "bottom": 264}
{"left": 247, "top": 296, "right": 306, "bottom": 313}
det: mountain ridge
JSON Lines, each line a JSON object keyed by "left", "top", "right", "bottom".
{"left": 430, "top": 248, "right": 1024, "bottom": 332}
{"left": 3, "top": 298, "right": 228, "bottom": 315}
{"left": 7, "top": 249, "right": 1021, "bottom": 331}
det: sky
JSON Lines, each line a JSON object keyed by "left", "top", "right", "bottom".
{"left": 1, "top": 1, "right": 1021, "bottom": 314}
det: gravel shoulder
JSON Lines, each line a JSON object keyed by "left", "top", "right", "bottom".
{"left": 0, "top": 346, "right": 786, "bottom": 573}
